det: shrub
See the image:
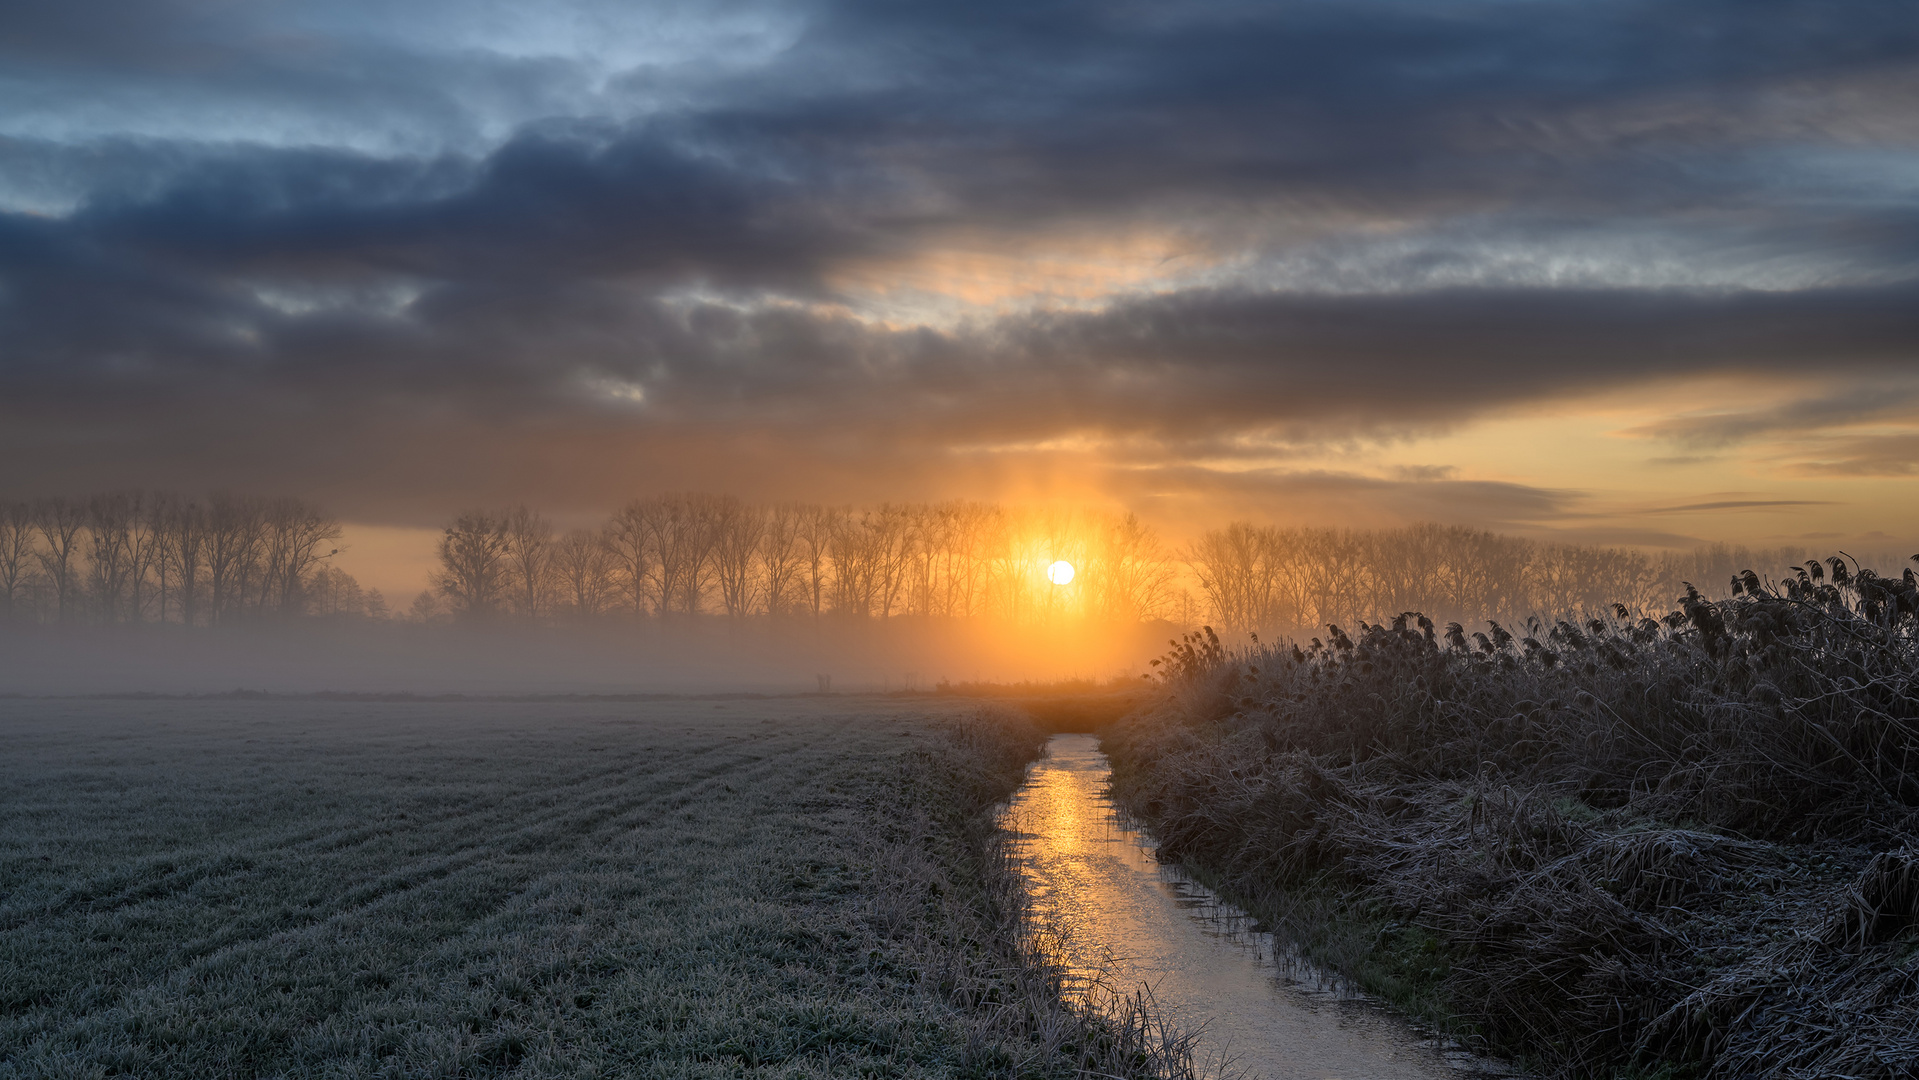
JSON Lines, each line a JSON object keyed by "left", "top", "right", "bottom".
{"left": 1108, "top": 556, "right": 1919, "bottom": 1078}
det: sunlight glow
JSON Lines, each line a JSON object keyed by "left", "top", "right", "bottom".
{"left": 1047, "top": 560, "right": 1076, "bottom": 585}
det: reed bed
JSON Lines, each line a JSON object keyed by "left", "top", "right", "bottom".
{"left": 1104, "top": 557, "right": 1919, "bottom": 1078}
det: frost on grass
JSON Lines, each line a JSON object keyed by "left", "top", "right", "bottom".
{"left": 0, "top": 697, "right": 1179, "bottom": 1079}
{"left": 1109, "top": 560, "right": 1919, "bottom": 1079}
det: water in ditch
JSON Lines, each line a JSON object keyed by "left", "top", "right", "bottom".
{"left": 1003, "top": 733, "right": 1518, "bottom": 1080}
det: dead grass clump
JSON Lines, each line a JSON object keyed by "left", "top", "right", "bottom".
{"left": 1105, "top": 557, "right": 1919, "bottom": 1078}
{"left": 1640, "top": 849, "right": 1919, "bottom": 1077}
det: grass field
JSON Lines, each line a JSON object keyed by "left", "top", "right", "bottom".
{"left": 0, "top": 696, "right": 1166, "bottom": 1079}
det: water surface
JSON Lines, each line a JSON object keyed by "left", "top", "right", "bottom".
{"left": 1004, "top": 733, "right": 1515, "bottom": 1080}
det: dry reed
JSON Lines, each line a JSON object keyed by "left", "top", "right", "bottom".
{"left": 1105, "top": 557, "right": 1919, "bottom": 1078}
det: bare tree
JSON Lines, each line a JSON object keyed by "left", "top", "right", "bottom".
{"left": 758, "top": 503, "right": 803, "bottom": 616}
{"left": 824, "top": 505, "right": 918, "bottom": 619}
{"left": 308, "top": 565, "right": 366, "bottom": 617}
{"left": 795, "top": 504, "right": 838, "bottom": 622}
{"left": 1187, "top": 522, "right": 1276, "bottom": 633}
{"left": 1432, "top": 525, "right": 1518, "bottom": 622}
{"left": 408, "top": 590, "right": 450, "bottom": 623}
{"left": 33, "top": 498, "right": 87, "bottom": 622}
{"left": 85, "top": 492, "right": 140, "bottom": 623}
{"left": 256, "top": 497, "right": 341, "bottom": 618}
{"left": 1327, "top": 529, "right": 1376, "bottom": 630}
{"left": 124, "top": 494, "right": 164, "bottom": 623}
{"left": 1091, "top": 513, "right": 1176, "bottom": 622}
{"left": 710, "top": 497, "right": 765, "bottom": 618}
{"left": 603, "top": 501, "right": 655, "bottom": 617}
{"left": 680, "top": 494, "right": 725, "bottom": 615}
{"left": 831, "top": 509, "right": 880, "bottom": 616}
{"left": 501, "top": 506, "right": 556, "bottom": 621}
{"left": 164, "top": 496, "right": 209, "bottom": 626}
{"left": 647, "top": 494, "right": 721, "bottom": 616}
{"left": 0, "top": 502, "right": 38, "bottom": 621}
{"left": 554, "top": 528, "right": 616, "bottom": 618}
{"left": 204, "top": 492, "right": 265, "bottom": 625}
{"left": 935, "top": 502, "right": 996, "bottom": 618}
{"left": 975, "top": 508, "right": 1025, "bottom": 623}
{"left": 901, "top": 504, "right": 949, "bottom": 617}
{"left": 868, "top": 504, "right": 918, "bottom": 619}
{"left": 431, "top": 510, "right": 511, "bottom": 620}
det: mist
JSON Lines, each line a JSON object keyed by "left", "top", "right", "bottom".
{"left": 6, "top": 485, "right": 1905, "bottom": 697}
{"left": 0, "top": 616, "right": 1175, "bottom": 697}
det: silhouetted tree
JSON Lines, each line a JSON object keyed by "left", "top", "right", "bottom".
{"left": 431, "top": 510, "right": 511, "bottom": 620}
{"left": 0, "top": 501, "right": 36, "bottom": 620}
{"left": 1091, "top": 513, "right": 1177, "bottom": 622}
{"left": 555, "top": 527, "right": 616, "bottom": 618}
{"left": 759, "top": 503, "right": 804, "bottom": 616}
{"left": 163, "top": 496, "right": 208, "bottom": 626}
{"left": 796, "top": 504, "right": 837, "bottom": 621}
{"left": 257, "top": 497, "right": 341, "bottom": 618}
{"left": 710, "top": 497, "right": 764, "bottom": 618}
{"left": 603, "top": 501, "right": 655, "bottom": 617}
{"left": 204, "top": 492, "right": 263, "bottom": 625}
{"left": 85, "top": 493, "right": 134, "bottom": 622}
{"left": 33, "top": 498, "right": 86, "bottom": 622}
{"left": 645, "top": 494, "right": 720, "bottom": 616}
{"left": 501, "top": 506, "right": 556, "bottom": 621}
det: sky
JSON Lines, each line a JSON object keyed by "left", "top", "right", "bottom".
{"left": 3, "top": 0, "right": 1918, "bottom": 597}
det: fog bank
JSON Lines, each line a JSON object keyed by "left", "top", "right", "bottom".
{"left": 0, "top": 617, "right": 1171, "bottom": 696}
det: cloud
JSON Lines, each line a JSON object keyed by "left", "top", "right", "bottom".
{"left": 1626, "top": 385, "right": 1919, "bottom": 449}
{"left": 5, "top": 259, "right": 1919, "bottom": 519}
{"left": 1792, "top": 434, "right": 1919, "bottom": 477}
{"left": 2, "top": 0, "right": 1918, "bottom": 528}
{"left": 1113, "top": 464, "right": 1582, "bottom": 526}
{"left": 1390, "top": 465, "right": 1459, "bottom": 482}
{"left": 1643, "top": 499, "right": 1837, "bottom": 514}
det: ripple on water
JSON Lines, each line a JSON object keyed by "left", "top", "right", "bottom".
{"left": 1002, "top": 733, "right": 1520, "bottom": 1080}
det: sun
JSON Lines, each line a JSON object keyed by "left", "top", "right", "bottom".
{"left": 1046, "top": 560, "right": 1075, "bottom": 585}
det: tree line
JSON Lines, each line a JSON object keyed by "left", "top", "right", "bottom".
{"left": 424, "top": 495, "right": 1180, "bottom": 624}
{"left": 0, "top": 492, "right": 354, "bottom": 625}
{"left": 1186, "top": 521, "right": 1832, "bottom": 636}
{"left": 4, "top": 488, "right": 1872, "bottom": 636}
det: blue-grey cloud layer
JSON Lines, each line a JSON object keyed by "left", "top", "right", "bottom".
{"left": 3, "top": 0, "right": 1917, "bottom": 517}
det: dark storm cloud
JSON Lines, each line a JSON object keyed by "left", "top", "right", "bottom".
{"left": 70, "top": 127, "right": 857, "bottom": 285}
{"left": 2, "top": 0, "right": 1918, "bottom": 516}
{"left": 8, "top": 274, "right": 1916, "bottom": 516}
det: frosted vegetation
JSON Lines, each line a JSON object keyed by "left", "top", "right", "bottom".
{"left": 1108, "top": 554, "right": 1919, "bottom": 1078}
{"left": 0, "top": 698, "right": 1196, "bottom": 1079}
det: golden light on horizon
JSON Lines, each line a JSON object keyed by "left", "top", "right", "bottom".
{"left": 1047, "top": 560, "right": 1076, "bottom": 585}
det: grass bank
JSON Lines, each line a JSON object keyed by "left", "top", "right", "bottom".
{"left": 1, "top": 697, "right": 1176, "bottom": 1078}
{"left": 1104, "top": 561, "right": 1919, "bottom": 1079}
